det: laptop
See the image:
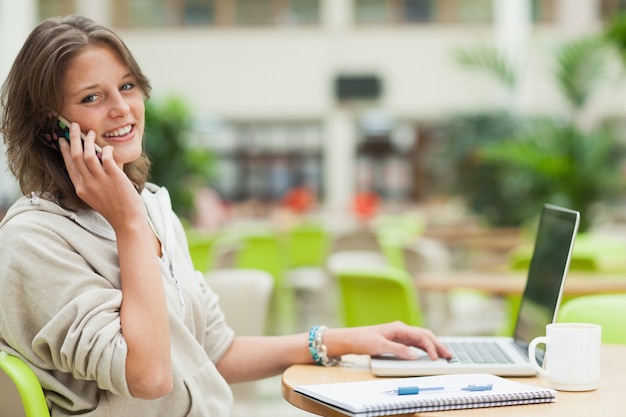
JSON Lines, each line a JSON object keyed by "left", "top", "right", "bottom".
{"left": 370, "top": 204, "right": 580, "bottom": 377}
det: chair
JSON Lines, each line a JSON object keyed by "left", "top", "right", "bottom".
{"left": 186, "top": 232, "right": 217, "bottom": 273}
{"left": 232, "top": 230, "right": 294, "bottom": 334}
{"left": 333, "top": 265, "right": 423, "bottom": 327}
{"left": 205, "top": 268, "right": 274, "bottom": 337}
{"left": 234, "top": 230, "right": 286, "bottom": 283}
{"left": 205, "top": 269, "right": 274, "bottom": 417}
{"left": 0, "top": 351, "right": 50, "bottom": 417}
{"left": 286, "top": 221, "right": 329, "bottom": 269}
{"left": 285, "top": 222, "right": 332, "bottom": 331}
{"left": 557, "top": 294, "right": 626, "bottom": 344}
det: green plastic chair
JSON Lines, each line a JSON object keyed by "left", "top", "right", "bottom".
{"left": 186, "top": 232, "right": 217, "bottom": 273}
{"left": 286, "top": 222, "right": 329, "bottom": 269}
{"left": 557, "top": 294, "right": 626, "bottom": 344}
{"left": 284, "top": 221, "right": 332, "bottom": 331}
{"left": 334, "top": 265, "right": 423, "bottom": 327}
{"left": 233, "top": 230, "right": 294, "bottom": 334}
{"left": 234, "top": 230, "right": 286, "bottom": 284}
{"left": 0, "top": 351, "right": 50, "bottom": 417}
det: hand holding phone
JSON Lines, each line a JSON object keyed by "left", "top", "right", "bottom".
{"left": 42, "top": 112, "right": 103, "bottom": 160}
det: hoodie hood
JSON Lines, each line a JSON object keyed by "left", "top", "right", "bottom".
{"left": 1, "top": 183, "right": 173, "bottom": 250}
{"left": 0, "top": 191, "right": 116, "bottom": 241}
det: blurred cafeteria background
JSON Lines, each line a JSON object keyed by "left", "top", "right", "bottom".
{"left": 4, "top": 0, "right": 626, "bottom": 352}
{"left": 3, "top": 2, "right": 626, "bottom": 416}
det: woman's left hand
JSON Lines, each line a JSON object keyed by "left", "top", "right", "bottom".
{"left": 323, "top": 322, "right": 452, "bottom": 361}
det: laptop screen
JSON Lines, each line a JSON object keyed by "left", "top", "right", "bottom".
{"left": 513, "top": 204, "right": 580, "bottom": 356}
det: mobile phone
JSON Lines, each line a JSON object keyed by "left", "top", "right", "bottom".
{"left": 42, "top": 112, "right": 103, "bottom": 160}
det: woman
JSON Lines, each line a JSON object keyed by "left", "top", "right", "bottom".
{"left": 0, "top": 15, "right": 450, "bottom": 417}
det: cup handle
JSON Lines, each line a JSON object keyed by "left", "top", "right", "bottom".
{"left": 528, "top": 336, "right": 549, "bottom": 377}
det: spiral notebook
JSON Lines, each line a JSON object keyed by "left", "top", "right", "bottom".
{"left": 294, "top": 373, "right": 556, "bottom": 417}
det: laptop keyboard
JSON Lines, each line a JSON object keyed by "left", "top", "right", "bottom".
{"left": 445, "top": 341, "right": 514, "bottom": 364}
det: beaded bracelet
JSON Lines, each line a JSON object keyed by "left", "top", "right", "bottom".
{"left": 308, "top": 325, "right": 341, "bottom": 367}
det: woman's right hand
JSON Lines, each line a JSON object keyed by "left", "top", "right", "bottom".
{"left": 58, "top": 122, "right": 145, "bottom": 228}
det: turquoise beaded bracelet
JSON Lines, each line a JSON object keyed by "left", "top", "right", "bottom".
{"left": 308, "top": 325, "right": 341, "bottom": 367}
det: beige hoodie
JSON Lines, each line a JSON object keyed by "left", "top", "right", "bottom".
{"left": 0, "top": 183, "right": 234, "bottom": 416}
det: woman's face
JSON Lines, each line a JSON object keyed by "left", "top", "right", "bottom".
{"left": 60, "top": 44, "right": 145, "bottom": 168}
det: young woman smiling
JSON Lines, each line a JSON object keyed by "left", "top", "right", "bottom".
{"left": 0, "top": 15, "right": 450, "bottom": 417}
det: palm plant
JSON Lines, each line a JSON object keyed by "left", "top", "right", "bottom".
{"left": 554, "top": 36, "right": 612, "bottom": 119}
{"left": 604, "top": 12, "right": 626, "bottom": 65}
{"left": 480, "top": 122, "right": 622, "bottom": 231}
{"left": 454, "top": 43, "right": 518, "bottom": 91}
{"left": 448, "top": 34, "right": 624, "bottom": 230}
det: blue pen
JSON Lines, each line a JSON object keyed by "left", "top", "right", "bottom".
{"left": 461, "top": 383, "right": 493, "bottom": 392}
{"left": 395, "top": 386, "right": 445, "bottom": 395}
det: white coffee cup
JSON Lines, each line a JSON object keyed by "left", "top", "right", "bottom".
{"left": 528, "top": 323, "right": 601, "bottom": 391}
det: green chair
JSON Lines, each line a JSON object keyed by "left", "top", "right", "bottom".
{"left": 286, "top": 221, "right": 329, "bottom": 269}
{"left": 0, "top": 351, "right": 50, "bottom": 417}
{"left": 333, "top": 265, "right": 423, "bottom": 327}
{"left": 557, "top": 294, "right": 626, "bottom": 344}
{"left": 233, "top": 230, "right": 294, "bottom": 334}
{"left": 285, "top": 221, "right": 332, "bottom": 331}
{"left": 186, "top": 232, "right": 217, "bottom": 273}
{"left": 234, "top": 230, "right": 286, "bottom": 284}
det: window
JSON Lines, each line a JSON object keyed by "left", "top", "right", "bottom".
{"left": 200, "top": 120, "right": 324, "bottom": 201}
{"left": 600, "top": 0, "right": 626, "bottom": 21}
{"left": 532, "top": 0, "right": 556, "bottom": 23}
{"left": 355, "top": 0, "right": 390, "bottom": 24}
{"left": 184, "top": 0, "right": 216, "bottom": 25}
{"left": 355, "top": 0, "right": 493, "bottom": 25}
{"left": 108, "top": 0, "right": 320, "bottom": 27}
{"left": 235, "top": 0, "right": 273, "bottom": 25}
{"left": 111, "top": 0, "right": 171, "bottom": 26}
{"left": 291, "top": 0, "right": 320, "bottom": 24}
{"left": 38, "top": 0, "right": 76, "bottom": 21}
{"left": 404, "top": 0, "right": 435, "bottom": 23}
{"left": 457, "top": 0, "right": 491, "bottom": 23}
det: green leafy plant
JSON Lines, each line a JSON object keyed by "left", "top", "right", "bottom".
{"left": 604, "top": 12, "right": 626, "bottom": 65}
{"left": 434, "top": 111, "right": 529, "bottom": 226}
{"left": 144, "top": 95, "right": 215, "bottom": 220}
{"left": 481, "top": 122, "right": 623, "bottom": 231}
{"left": 453, "top": 43, "right": 518, "bottom": 90}
{"left": 447, "top": 34, "right": 625, "bottom": 230}
{"left": 554, "top": 35, "right": 611, "bottom": 114}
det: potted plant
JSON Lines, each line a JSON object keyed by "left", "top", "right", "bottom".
{"left": 441, "top": 33, "right": 625, "bottom": 231}
{"left": 144, "top": 94, "right": 215, "bottom": 221}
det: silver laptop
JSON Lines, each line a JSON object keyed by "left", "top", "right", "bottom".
{"left": 370, "top": 204, "right": 580, "bottom": 377}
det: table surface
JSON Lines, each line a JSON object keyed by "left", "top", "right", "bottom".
{"left": 282, "top": 345, "right": 626, "bottom": 417}
{"left": 414, "top": 271, "right": 626, "bottom": 296}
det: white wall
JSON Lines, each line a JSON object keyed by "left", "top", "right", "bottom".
{"left": 118, "top": 19, "right": 623, "bottom": 123}
{"left": 120, "top": 26, "right": 506, "bottom": 119}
